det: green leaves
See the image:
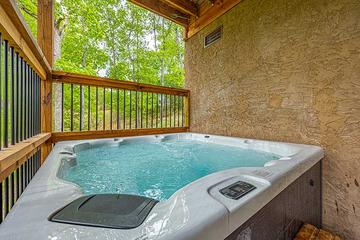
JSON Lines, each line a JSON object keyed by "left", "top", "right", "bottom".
{"left": 53, "top": 0, "right": 185, "bottom": 87}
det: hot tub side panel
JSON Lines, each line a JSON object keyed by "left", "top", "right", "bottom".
{"left": 225, "top": 161, "right": 321, "bottom": 240}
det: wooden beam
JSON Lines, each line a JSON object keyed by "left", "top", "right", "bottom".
{"left": 51, "top": 127, "right": 189, "bottom": 142}
{"left": 161, "top": 0, "right": 198, "bottom": 17}
{"left": 0, "top": 133, "right": 51, "bottom": 175}
{"left": 184, "top": 91, "right": 190, "bottom": 127}
{"left": 187, "top": 0, "right": 243, "bottom": 38}
{"left": 37, "top": 0, "right": 54, "bottom": 66}
{"left": 129, "top": 0, "right": 190, "bottom": 27}
{"left": 37, "top": 0, "right": 54, "bottom": 163}
{"left": 0, "top": 0, "right": 51, "bottom": 79}
{"left": 0, "top": 147, "right": 39, "bottom": 182}
{"left": 40, "top": 77, "right": 53, "bottom": 163}
{"left": 52, "top": 71, "right": 190, "bottom": 96}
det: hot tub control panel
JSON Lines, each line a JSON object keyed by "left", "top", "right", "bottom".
{"left": 219, "top": 181, "right": 256, "bottom": 200}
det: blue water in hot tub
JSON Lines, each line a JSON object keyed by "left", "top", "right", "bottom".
{"left": 61, "top": 139, "right": 280, "bottom": 201}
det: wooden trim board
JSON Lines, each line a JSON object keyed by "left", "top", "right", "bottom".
{"left": 51, "top": 127, "right": 189, "bottom": 142}
{"left": 0, "top": 133, "right": 51, "bottom": 175}
{"left": 52, "top": 71, "right": 190, "bottom": 96}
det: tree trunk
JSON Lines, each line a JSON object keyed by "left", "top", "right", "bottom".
{"left": 53, "top": 19, "right": 65, "bottom": 131}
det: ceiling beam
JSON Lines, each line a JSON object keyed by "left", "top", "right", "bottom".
{"left": 187, "top": 0, "right": 243, "bottom": 38}
{"left": 129, "top": 0, "right": 190, "bottom": 27}
{"left": 161, "top": 0, "right": 198, "bottom": 17}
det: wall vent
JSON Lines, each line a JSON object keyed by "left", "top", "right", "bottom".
{"left": 204, "top": 26, "right": 222, "bottom": 48}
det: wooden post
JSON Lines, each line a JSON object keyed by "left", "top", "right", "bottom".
{"left": 184, "top": 92, "right": 190, "bottom": 128}
{"left": 37, "top": 0, "right": 54, "bottom": 163}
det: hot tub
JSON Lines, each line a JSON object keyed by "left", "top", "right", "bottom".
{"left": 0, "top": 133, "right": 324, "bottom": 240}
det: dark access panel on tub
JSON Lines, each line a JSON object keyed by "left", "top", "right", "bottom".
{"left": 225, "top": 161, "right": 322, "bottom": 240}
{"left": 49, "top": 194, "right": 158, "bottom": 229}
{"left": 220, "top": 181, "right": 256, "bottom": 200}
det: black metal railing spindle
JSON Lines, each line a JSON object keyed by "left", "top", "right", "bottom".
{"left": 95, "top": 87, "right": 98, "bottom": 130}
{"left": 146, "top": 92, "right": 149, "bottom": 128}
{"left": 80, "top": 85, "right": 83, "bottom": 131}
{"left": 4, "top": 40, "right": 9, "bottom": 147}
{"left": 70, "top": 84, "right": 74, "bottom": 131}
{"left": 110, "top": 89, "right": 113, "bottom": 130}
{"left": 129, "top": 91, "right": 132, "bottom": 129}
{"left": 103, "top": 88, "right": 105, "bottom": 130}
{"left": 117, "top": 89, "right": 120, "bottom": 130}
{"left": 87, "top": 86, "right": 90, "bottom": 130}
{"left": 151, "top": 93, "right": 154, "bottom": 128}
{"left": 61, "top": 83, "right": 64, "bottom": 132}
{"left": 123, "top": 90, "right": 126, "bottom": 129}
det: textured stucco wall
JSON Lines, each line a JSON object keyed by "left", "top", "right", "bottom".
{"left": 185, "top": 0, "right": 360, "bottom": 239}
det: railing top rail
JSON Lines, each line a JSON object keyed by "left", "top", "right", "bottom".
{"left": 0, "top": 0, "right": 51, "bottom": 79}
{"left": 0, "top": 133, "right": 51, "bottom": 180}
{"left": 52, "top": 71, "right": 190, "bottom": 96}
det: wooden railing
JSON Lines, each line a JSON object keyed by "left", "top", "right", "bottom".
{"left": 51, "top": 71, "right": 190, "bottom": 142}
{"left": 0, "top": 0, "right": 52, "bottom": 223}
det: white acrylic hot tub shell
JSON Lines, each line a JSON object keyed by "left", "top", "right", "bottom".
{"left": 0, "top": 133, "right": 323, "bottom": 240}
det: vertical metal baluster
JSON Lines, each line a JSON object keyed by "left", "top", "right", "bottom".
{"left": 24, "top": 161, "right": 27, "bottom": 188}
{"left": 35, "top": 73, "right": 37, "bottom": 134}
{"left": 16, "top": 168, "right": 20, "bottom": 200}
{"left": 103, "top": 88, "right": 105, "bottom": 130}
{"left": 151, "top": 93, "right": 154, "bottom": 128}
{"left": 36, "top": 75, "right": 38, "bottom": 134}
{"left": 10, "top": 173, "right": 14, "bottom": 209}
{"left": 156, "top": 94, "right": 159, "bottom": 128}
{"left": 177, "top": 96, "right": 180, "bottom": 127}
{"left": 80, "top": 85, "right": 83, "bottom": 131}
{"left": 10, "top": 47, "right": 15, "bottom": 145}
{"left": 19, "top": 166, "right": 23, "bottom": 196}
{"left": 34, "top": 74, "right": 37, "bottom": 134}
{"left": 23, "top": 64, "right": 27, "bottom": 140}
{"left": 32, "top": 155, "right": 35, "bottom": 177}
{"left": 4, "top": 177, "right": 9, "bottom": 217}
{"left": 165, "top": 95, "right": 167, "bottom": 127}
{"left": 61, "top": 83, "right": 64, "bottom": 132}
{"left": 32, "top": 69, "right": 35, "bottom": 136}
{"left": 135, "top": 91, "right": 138, "bottom": 129}
{"left": 129, "top": 91, "right": 132, "bottom": 129}
{"left": 117, "top": 89, "right": 120, "bottom": 130}
{"left": 15, "top": 52, "right": 19, "bottom": 142}
{"left": 22, "top": 164, "right": 25, "bottom": 192}
{"left": 29, "top": 157, "right": 32, "bottom": 180}
{"left": 182, "top": 96, "right": 184, "bottom": 127}
{"left": 123, "top": 90, "right": 126, "bottom": 129}
{"left": 160, "top": 94, "right": 163, "bottom": 128}
{"left": 88, "top": 86, "right": 90, "bottom": 131}
{"left": 173, "top": 95, "right": 176, "bottom": 127}
{"left": 140, "top": 92, "right": 143, "bottom": 128}
{"left": 27, "top": 64, "right": 30, "bottom": 138}
{"left": 146, "top": 92, "right": 148, "bottom": 128}
{"left": 95, "top": 87, "right": 98, "bottom": 130}
{"left": 70, "top": 84, "right": 73, "bottom": 131}
{"left": 169, "top": 95, "right": 172, "bottom": 127}
{"left": 28, "top": 66, "right": 31, "bottom": 136}
{"left": 31, "top": 70, "right": 34, "bottom": 136}
{"left": 110, "top": 89, "right": 113, "bottom": 130}
{"left": 4, "top": 41, "right": 9, "bottom": 147}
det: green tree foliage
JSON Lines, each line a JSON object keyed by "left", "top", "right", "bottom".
{"left": 16, "top": 0, "right": 37, "bottom": 36}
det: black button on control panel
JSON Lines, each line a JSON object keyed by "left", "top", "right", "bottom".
{"left": 220, "top": 181, "right": 256, "bottom": 200}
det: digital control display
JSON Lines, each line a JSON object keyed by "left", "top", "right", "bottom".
{"left": 220, "top": 181, "right": 256, "bottom": 200}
